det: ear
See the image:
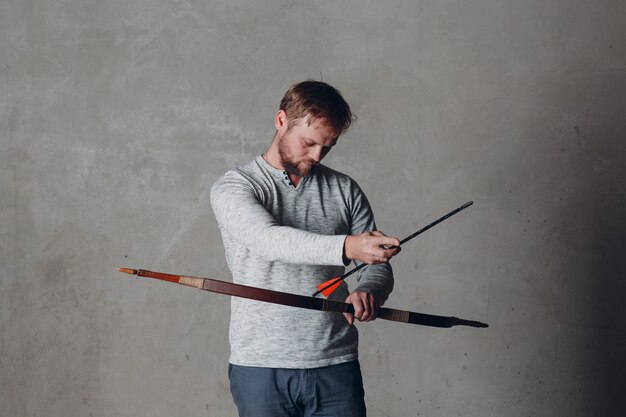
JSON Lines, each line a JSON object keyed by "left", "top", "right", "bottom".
{"left": 274, "top": 110, "right": 288, "bottom": 131}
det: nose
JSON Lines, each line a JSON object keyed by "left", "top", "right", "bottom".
{"left": 310, "top": 146, "right": 323, "bottom": 163}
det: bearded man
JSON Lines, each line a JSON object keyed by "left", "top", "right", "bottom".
{"left": 210, "top": 80, "right": 401, "bottom": 417}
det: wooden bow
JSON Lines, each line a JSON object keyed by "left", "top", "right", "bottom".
{"left": 119, "top": 268, "right": 488, "bottom": 329}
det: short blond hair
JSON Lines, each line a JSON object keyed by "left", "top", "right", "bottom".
{"left": 279, "top": 81, "right": 355, "bottom": 137}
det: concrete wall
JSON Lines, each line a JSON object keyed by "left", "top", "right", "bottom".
{"left": 2, "top": 1, "right": 625, "bottom": 416}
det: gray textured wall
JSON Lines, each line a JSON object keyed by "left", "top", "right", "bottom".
{"left": 2, "top": 1, "right": 625, "bottom": 416}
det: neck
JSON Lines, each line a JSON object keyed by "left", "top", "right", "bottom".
{"left": 262, "top": 133, "right": 283, "bottom": 170}
{"left": 263, "top": 134, "right": 303, "bottom": 186}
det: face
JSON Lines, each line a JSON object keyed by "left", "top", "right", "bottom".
{"left": 275, "top": 112, "right": 338, "bottom": 178}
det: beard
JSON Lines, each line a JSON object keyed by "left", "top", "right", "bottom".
{"left": 277, "top": 133, "right": 314, "bottom": 177}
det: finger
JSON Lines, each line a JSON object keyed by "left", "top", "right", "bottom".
{"left": 380, "top": 249, "right": 399, "bottom": 259}
{"left": 376, "top": 237, "right": 400, "bottom": 248}
{"left": 379, "top": 245, "right": 402, "bottom": 258}
{"left": 343, "top": 312, "right": 354, "bottom": 326}
{"left": 347, "top": 292, "right": 379, "bottom": 322}
{"left": 348, "top": 294, "right": 366, "bottom": 320}
{"left": 386, "top": 237, "right": 401, "bottom": 247}
{"left": 361, "top": 294, "right": 378, "bottom": 321}
{"left": 353, "top": 302, "right": 364, "bottom": 320}
{"left": 369, "top": 308, "right": 378, "bottom": 321}
{"left": 368, "top": 255, "right": 382, "bottom": 264}
{"left": 370, "top": 250, "right": 392, "bottom": 263}
{"left": 360, "top": 302, "right": 371, "bottom": 321}
{"left": 357, "top": 293, "right": 376, "bottom": 321}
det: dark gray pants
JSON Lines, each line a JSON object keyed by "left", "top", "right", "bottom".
{"left": 228, "top": 360, "right": 367, "bottom": 417}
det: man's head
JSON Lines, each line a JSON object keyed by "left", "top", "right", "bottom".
{"left": 279, "top": 80, "right": 354, "bottom": 138}
{"left": 270, "top": 81, "right": 354, "bottom": 179}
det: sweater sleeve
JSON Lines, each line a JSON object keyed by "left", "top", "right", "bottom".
{"left": 210, "top": 170, "right": 347, "bottom": 266}
{"left": 346, "top": 181, "right": 395, "bottom": 305}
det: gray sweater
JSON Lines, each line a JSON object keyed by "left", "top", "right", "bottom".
{"left": 210, "top": 155, "right": 394, "bottom": 368}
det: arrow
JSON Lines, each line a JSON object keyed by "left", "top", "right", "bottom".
{"left": 314, "top": 201, "right": 473, "bottom": 297}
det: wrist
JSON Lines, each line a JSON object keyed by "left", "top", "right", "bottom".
{"left": 343, "top": 235, "right": 355, "bottom": 263}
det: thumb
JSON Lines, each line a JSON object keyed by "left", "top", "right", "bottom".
{"left": 343, "top": 312, "right": 355, "bottom": 326}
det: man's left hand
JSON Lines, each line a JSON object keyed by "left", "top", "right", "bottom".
{"left": 344, "top": 291, "right": 379, "bottom": 325}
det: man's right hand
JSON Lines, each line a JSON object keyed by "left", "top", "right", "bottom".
{"left": 343, "top": 231, "right": 401, "bottom": 264}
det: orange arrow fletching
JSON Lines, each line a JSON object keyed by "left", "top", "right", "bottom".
{"left": 316, "top": 277, "right": 342, "bottom": 297}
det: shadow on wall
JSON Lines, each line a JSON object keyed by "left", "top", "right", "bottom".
{"left": 553, "top": 72, "right": 626, "bottom": 416}
{"left": 591, "top": 147, "right": 626, "bottom": 417}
